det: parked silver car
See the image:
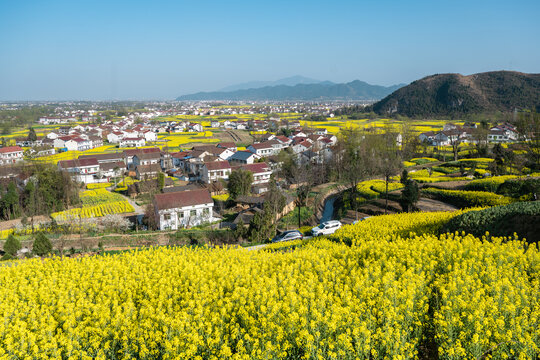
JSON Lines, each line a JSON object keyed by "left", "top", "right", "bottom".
{"left": 311, "top": 220, "right": 342, "bottom": 236}
{"left": 271, "top": 230, "right": 303, "bottom": 243}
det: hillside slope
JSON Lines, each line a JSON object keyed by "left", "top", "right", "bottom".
{"left": 372, "top": 71, "right": 540, "bottom": 117}
{"left": 177, "top": 80, "right": 404, "bottom": 101}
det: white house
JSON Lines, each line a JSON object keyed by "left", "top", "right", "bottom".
{"left": 0, "top": 146, "right": 24, "bottom": 165}
{"left": 107, "top": 132, "right": 124, "bottom": 144}
{"left": 229, "top": 150, "right": 259, "bottom": 165}
{"left": 98, "top": 161, "right": 125, "bottom": 180}
{"left": 201, "top": 160, "right": 231, "bottom": 183}
{"left": 58, "top": 158, "right": 100, "bottom": 184}
{"left": 233, "top": 162, "right": 272, "bottom": 185}
{"left": 72, "top": 137, "right": 92, "bottom": 151}
{"left": 153, "top": 189, "right": 214, "bottom": 230}
{"left": 132, "top": 152, "right": 161, "bottom": 167}
{"left": 247, "top": 140, "right": 282, "bottom": 157}
{"left": 188, "top": 123, "right": 204, "bottom": 132}
{"left": 119, "top": 137, "right": 146, "bottom": 148}
{"left": 46, "top": 132, "right": 60, "bottom": 140}
{"left": 217, "top": 142, "right": 237, "bottom": 152}
{"left": 141, "top": 130, "right": 158, "bottom": 142}
{"left": 292, "top": 140, "right": 312, "bottom": 154}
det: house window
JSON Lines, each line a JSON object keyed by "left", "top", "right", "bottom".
{"left": 164, "top": 213, "right": 171, "bottom": 221}
{"left": 190, "top": 210, "right": 196, "bottom": 217}
{"left": 203, "top": 208, "right": 209, "bottom": 216}
{"left": 178, "top": 211, "right": 184, "bottom": 220}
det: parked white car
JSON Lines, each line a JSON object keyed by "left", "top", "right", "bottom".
{"left": 311, "top": 220, "right": 342, "bottom": 236}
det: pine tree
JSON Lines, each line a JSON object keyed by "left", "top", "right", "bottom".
{"left": 3, "top": 233, "right": 21, "bottom": 258}
{"left": 400, "top": 169, "right": 409, "bottom": 185}
{"left": 399, "top": 180, "right": 419, "bottom": 213}
{"left": 27, "top": 127, "right": 37, "bottom": 141}
{"left": 32, "top": 232, "right": 52, "bottom": 256}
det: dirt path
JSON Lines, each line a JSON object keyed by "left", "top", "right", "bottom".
{"left": 416, "top": 198, "right": 459, "bottom": 212}
{"left": 0, "top": 215, "right": 49, "bottom": 231}
{"left": 125, "top": 196, "right": 145, "bottom": 214}
{"left": 423, "top": 180, "right": 471, "bottom": 190}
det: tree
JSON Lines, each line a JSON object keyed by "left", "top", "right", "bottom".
{"left": 143, "top": 202, "right": 158, "bottom": 231}
{"left": 295, "top": 185, "right": 310, "bottom": 228}
{"left": 375, "top": 128, "right": 403, "bottom": 214}
{"left": 234, "top": 219, "right": 248, "bottom": 241}
{"left": 399, "top": 179, "right": 419, "bottom": 212}
{"left": 515, "top": 109, "right": 540, "bottom": 171}
{"left": 1, "top": 182, "right": 21, "bottom": 220}
{"left": 449, "top": 132, "right": 463, "bottom": 162}
{"left": 263, "top": 180, "right": 287, "bottom": 235}
{"left": 27, "top": 127, "right": 37, "bottom": 141}
{"left": 157, "top": 172, "right": 165, "bottom": 191}
{"left": 228, "top": 169, "right": 253, "bottom": 199}
{"left": 248, "top": 211, "right": 272, "bottom": 243}
{"left": 400, "top": 169, "right": 409, "bottom": 185}
{"left": 340, "top": 127, "right": 371, "bottom": 220}
{"left": 3, "top": 233, "right": 21, "bottom": 259}
{"left": 32, "top": 232, "right": 52, "bottom": 256}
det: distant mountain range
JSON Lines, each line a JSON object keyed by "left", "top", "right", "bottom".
{"left": 372, "top": 71, "right": 540, "bottom": 117}
{"left": 218, "top": 76, "right": 329, "bottom": 92}
{"left": 177, "top": 78, "right": 405, "bottom": 101}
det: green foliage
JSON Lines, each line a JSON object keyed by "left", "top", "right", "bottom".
{"left": 157, "top": 172, "right": 165, "bottom": 191}
{"left": 1, "top": 182, "right": 21, "bottom": 220}
{"left": 32, "top": 232, "right": 53, "bottom": 256}
{"left": 441, "top": 201, "right": 540, "bottom": 242}
{"left": 228, "top": 169, "right": 253, "bottom": 200}
{"left": 248, "top": 182, "right": 286, "bottom": 243}
{"left": 497, "top": 178, "right": 540, "bottom": 199}
{"left": 399, "top": 179, "right": 419, "bottom": 212}
{"left": 2, "top": 164, "right": 80, "bottom": 220}
{"left": 3, "top": 234, "right": 21, "bottom": 257}
{"left": 464, "top": 176, "right": 540, "bottom": 201}
{"left": 27, "top": 127, "right": 37, "bottom": 141}
{"left": 422, "top": 187, "right": 514, "bottom": 208}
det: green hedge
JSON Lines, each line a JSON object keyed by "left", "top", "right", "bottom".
{"left": 464, "top": 177, "right": 540, "bottom": 200}
{"left": 441, "top": 201, "right": 540, "bottom": 242}
{"left": 497, "top": 178, "right": 540, "bottom": 199}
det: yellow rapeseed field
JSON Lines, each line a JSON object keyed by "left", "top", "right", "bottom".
{"left": 0, "top": 210, "right": 538, "bottom": 359}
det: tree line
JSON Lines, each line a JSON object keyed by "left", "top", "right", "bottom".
{"left": 0, "top": 164, "right": 80, "bottom": 222}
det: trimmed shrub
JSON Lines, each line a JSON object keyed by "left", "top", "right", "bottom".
{"left": 32, "top": 232, "right": 53, "bottom": 256}
{"left": 3, "top": 234, "right": 21, "bottom": 257}
{"left": 441, "top": 201, "right": 540, "bottom": 242}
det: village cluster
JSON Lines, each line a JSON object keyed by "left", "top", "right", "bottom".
{"left": 0, "top": 103, "right": 525, "bottom": 234}
{"left": 418, "top": 122, "right": 519, "bottom": 145}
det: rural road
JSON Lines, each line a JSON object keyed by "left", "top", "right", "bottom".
{"left": 245, "top": 236, "right": 313, "bottom": 251}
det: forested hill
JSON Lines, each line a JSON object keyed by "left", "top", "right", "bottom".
{"left": 371, "top": 71, "right": 540, "bottom": 117}
{"left": 176, "top": 80, "right": 404, "bottom": 101}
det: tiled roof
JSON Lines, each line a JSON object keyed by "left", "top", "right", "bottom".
{"left": 154, "top": 189, "right": 212, "bottom": 211}
{"left": 0, "top": 146, "right": 23, "bottom": 153}
{"left": 79, "top": 153, "right": 124, "bottom": 161}
{"left": 58, "top": 158, "right": 99, "bottom": 168}
{"left": 230, "top": 150, "right": 256, "bottom": 161}
{"left": 233, "top": 162, "right": 270, "bottom": 174}
{"left": 135, "top": 164, "right": 161, "bottom": 174}
{"left": 205, "top": 160, "right": 231, "bottom": 171}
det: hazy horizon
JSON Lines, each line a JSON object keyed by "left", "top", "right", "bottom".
{"left": 1, "top": 0, "right": 539, "bottom": 101}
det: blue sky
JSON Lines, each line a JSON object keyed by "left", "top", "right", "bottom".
{"left": 0, "top": 0, "right": 539, "bottom": 100}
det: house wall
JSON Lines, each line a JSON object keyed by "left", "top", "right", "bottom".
{"left": 157, "top": 203, "right": 214, "bottom": 230}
